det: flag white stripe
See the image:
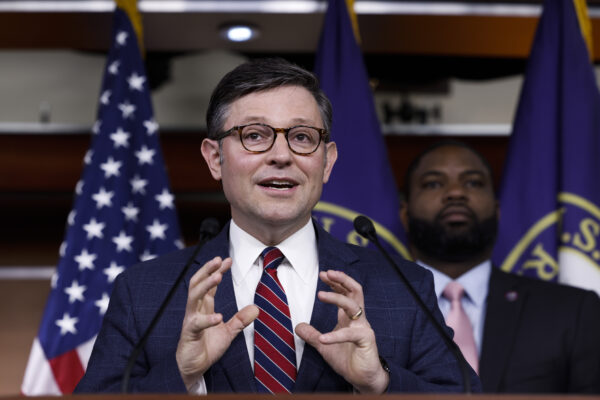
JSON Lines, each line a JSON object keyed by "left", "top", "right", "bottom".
{"left": 76, "top": 336, "right": 97, "bottom": 370}
{"left": 21, "top": 338, "right": 62, "bottom": 395}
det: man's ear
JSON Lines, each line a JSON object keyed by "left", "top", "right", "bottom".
{"left": 322, "top": 142, "right": 338, "bottom": 183}
{"left": 399, "top": 202, "right": 409, "bottom": 231}
{"left": 496, "top": 200, "right": 501, "bottom": 222}
{"left": 201, "top": 139, "right": 222, "bottom": 181}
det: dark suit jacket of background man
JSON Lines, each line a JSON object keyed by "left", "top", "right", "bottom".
{"left": 76, "top": 220, "right": 480, "bottom": 393}
{"left": 479, "top": 267, "right": 600, "bottom": 393}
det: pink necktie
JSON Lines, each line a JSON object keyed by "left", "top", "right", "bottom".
{"left": 443, "top": 281, "right": 479, "bottom": 374}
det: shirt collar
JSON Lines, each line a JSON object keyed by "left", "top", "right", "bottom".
{"left": 229, "top": 218, "right": 318, "bottom": 285}
{"left": 417, "top": 259, "right": 491, "bottom": 307}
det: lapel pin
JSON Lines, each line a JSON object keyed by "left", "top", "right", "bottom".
{"left": 505, "top": 290, "right": 518, "bottom": 302}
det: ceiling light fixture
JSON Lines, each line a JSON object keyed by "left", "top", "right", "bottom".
{"left": 219, "top": 23, "right": 260, "bottom": 42}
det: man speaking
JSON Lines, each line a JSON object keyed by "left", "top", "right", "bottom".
{"left": 76, "top": 59, "right": 478, "bottom": 393}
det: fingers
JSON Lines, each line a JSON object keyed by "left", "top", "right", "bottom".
{"left": 224, "top": 304, "right": 259, "bottom": 336}
{"left": 186, "top": 257, "right": 232, "bottom": 313}
{"left": 189, "top": 256, "right": 232, "bottom": 289}
{"left": 295, "top": 322, "right": 322, "bottom": 347}
{"left": 318, "top": 291, "right": 363, "bottom": 321}
{"left": 182, "top": 257, "right": 232, "bottom": 335}
{"left": 320, "top": 270, "right": 363, "bottom": 296}
{"left": 318, "top": 270, "right": 365, "bottom": 321}
{"left": 318, "top": 326, "right": 373, "bottom": 345}
{"left": 181, "top": 310, "right": 224, "bottom": 338}
{"left": 296, "top": 323, "right": 371, "bottom": 349}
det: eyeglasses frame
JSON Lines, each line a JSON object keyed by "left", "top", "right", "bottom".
{"left": 220, "top": 123, "right": 328, "bottom": 155}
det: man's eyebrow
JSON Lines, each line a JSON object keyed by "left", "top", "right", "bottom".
{"left": 235, "top": 117, "right": 318, "bottom": 126}
{"left": 289, "top": 117, "right": 317, "bottom": 125}
{"left": 415, "top": 169, "right": 491, "bottom": 184}
{"left": 236, "top": 116, "right": 266, "bottom": 124}
{"left": 418, "top": 170, "right": 444, "bottom": 179}
{"left": 460, "top": 170, "right": 489, "bottom": 179}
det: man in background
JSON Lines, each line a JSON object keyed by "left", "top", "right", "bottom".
{"left": 401, "top": 140, "right": 600, "bottom": 393}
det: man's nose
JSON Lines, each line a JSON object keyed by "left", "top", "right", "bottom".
{"left": 444, "top": 181, "right": 467, "bottom": 201}
{"left": 267, "top": 132, "right": 293, "bottom": 162}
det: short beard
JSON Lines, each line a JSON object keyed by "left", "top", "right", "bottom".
{"left": 407, "top": 213, "right": 497, "bottom": 263}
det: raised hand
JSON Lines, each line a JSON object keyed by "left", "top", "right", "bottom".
{"left": 295, "top": 270, "right": 389, "bottom": 394}
{"left": 176, "top": 256, "right": 259, "bottom": 390}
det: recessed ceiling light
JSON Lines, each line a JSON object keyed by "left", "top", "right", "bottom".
{"left": 220, "top": 24, "right": 259, "bottom": 42}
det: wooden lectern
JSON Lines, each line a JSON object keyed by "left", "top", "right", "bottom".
{"left": 3, "top": 394, "right": 600, "bottom": 400}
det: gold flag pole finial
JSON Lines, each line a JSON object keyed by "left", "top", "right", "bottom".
{"left": 344, "top": 0, "right": 361, "bottom": 44}
{"left": 115, "top": 0, "right": 145, "bottom": 55}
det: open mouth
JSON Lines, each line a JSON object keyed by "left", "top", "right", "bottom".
{"left": 259, "top": 180, "right": 297, "bottom": 190}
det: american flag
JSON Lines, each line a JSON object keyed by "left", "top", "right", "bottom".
{"left": 21, "top": 4, "right": 182, "bottom": 395}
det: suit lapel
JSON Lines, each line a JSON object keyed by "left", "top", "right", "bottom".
{"left": 294, "top": 276, "right": 338, "bottom": 391}
{"left": 480, "top": 268, "right": 526, "bottom": 392}
{"left": 183, "top": 222, "right": 230, "bottom": 285}
{"left": 183, "top": 223, "right": 256, "bottom": 392}
{"left": 213, "top": 268, "right": 256, "bottom": 392}
{"left": 294, "top": 221, "right": 359, "bottom": 391}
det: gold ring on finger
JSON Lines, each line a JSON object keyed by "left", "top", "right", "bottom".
{"left": 350, "top": 306, "right": 363, "bottom": 320}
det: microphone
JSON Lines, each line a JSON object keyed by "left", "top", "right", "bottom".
{"left": 353, "top": 215, "right": 473, "bottom": 393}
{"left": 121, "top": 218, "right": 221, "bottom": 392}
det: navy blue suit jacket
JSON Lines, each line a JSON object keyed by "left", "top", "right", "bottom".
{"left": 76, "top": 221, "right": 480, "bottom": 393}
{"left": 479, "top": 268, "right": 600, "bottom": 393}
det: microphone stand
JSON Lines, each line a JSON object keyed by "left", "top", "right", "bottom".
{"left": 353, "top": 215, "right": 472, "bottom": 394}
{"left": 121, "top": 218, "right": 220, "bottom": 393}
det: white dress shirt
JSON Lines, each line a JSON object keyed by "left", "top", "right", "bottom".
{"left": 193, "top": 218, "right": 320, "bottom": 393}
{"left": 229, "top": 218, "right": 320, "bottom": 368}
{"left": 417, "top": 260, "right": 491, "bottom": 354}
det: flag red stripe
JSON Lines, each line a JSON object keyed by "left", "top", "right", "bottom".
{"left": 49, "top": 349, "right": 85, "bottom": 393}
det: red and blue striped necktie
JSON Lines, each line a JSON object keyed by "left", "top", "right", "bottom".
{"left": 254, "top": 247, "right": 297, "bottom": 393}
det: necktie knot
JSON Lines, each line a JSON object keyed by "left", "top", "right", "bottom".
{"left": 443, "top": 281, "right": 465, "bottom": 302}
{"left": 261, "top": 246, "right": 284, "bottom": 271}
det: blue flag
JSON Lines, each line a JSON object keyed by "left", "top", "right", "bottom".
{"left": 492, "top": 0, "right": 600, "bottom": 295}
{"left": 22, "top": 4, "right": 183, "bottom": 394}
{"left": 312, "top": 0, "right": 409, "bottom": 259}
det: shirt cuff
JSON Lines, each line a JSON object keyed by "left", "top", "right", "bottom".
{"left": 188, "top": 376, "right": 207, "bottom": 394}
